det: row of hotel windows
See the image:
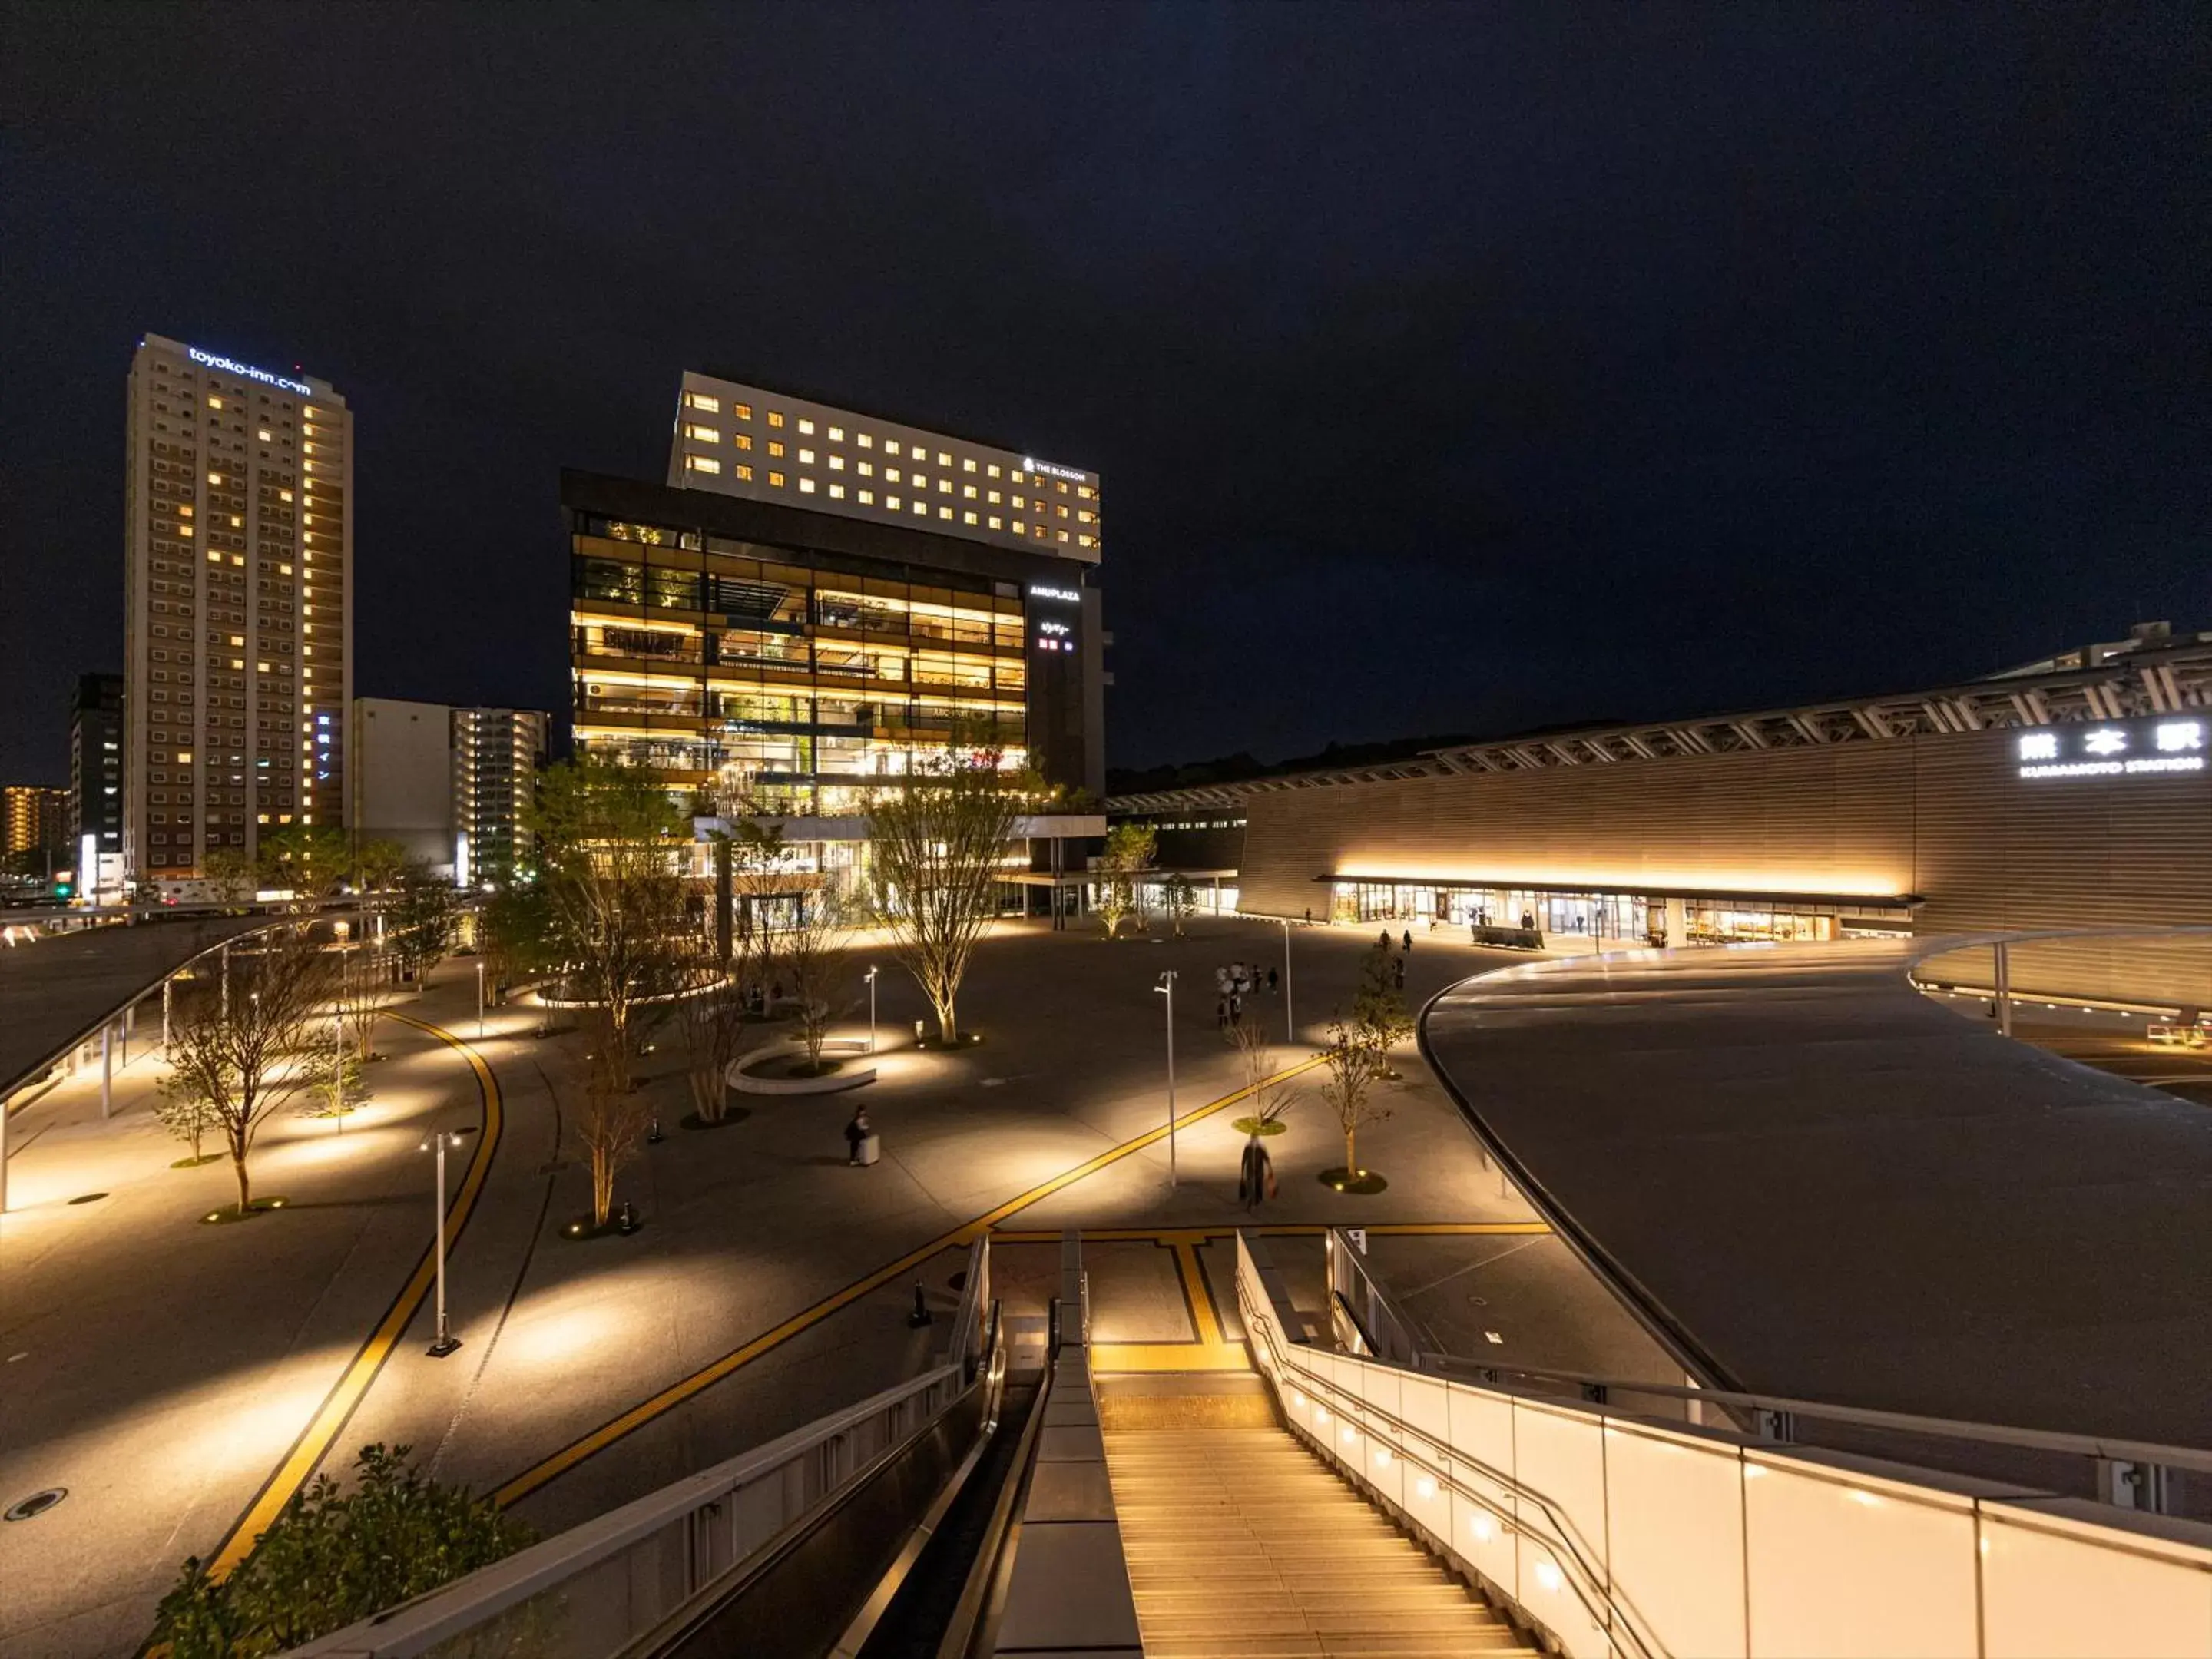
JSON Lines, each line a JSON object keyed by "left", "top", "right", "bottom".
{"left": 682, "top": 436, "right": 1094, "bottom": 518}
{"left": 681, "top": 392, "right": 1093, "bottom": 495}
{"left": 576, "top": 624, "right": 1026, "bottom": 692}
{"left": 679, "top": 456, "right": 1095, "bottom": 547}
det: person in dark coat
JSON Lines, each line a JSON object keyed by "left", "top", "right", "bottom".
{"left": 1402, "top": 928, "right": 1413, "bottom": 953}
{"left": 1238, "top": 1132, "right": 1276, "bottom": 1211}
{"left": 844, "top": 1106, "right": 872, "bottom": 1166}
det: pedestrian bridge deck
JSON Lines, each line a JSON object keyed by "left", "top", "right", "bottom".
{"left": 1421, "top": 938, "right": 2212, "bottom": 1448}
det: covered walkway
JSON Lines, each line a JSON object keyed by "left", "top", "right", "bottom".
{"left": 1422, "top": 938, "right": 2212, "bottom": 1447}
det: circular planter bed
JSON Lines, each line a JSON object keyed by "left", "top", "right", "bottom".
{"left": 171, "top": 1153, "right": 226, "bottom": 1170}
{"left": 728, "top": 1040, "right": 877, "bottom": 1096}
{"left": 1318, "top": 1167, "right": 1389, "bottom": 1194}
{"left": 1231, "top": 1117, "right": 1290, "bottom": 1137}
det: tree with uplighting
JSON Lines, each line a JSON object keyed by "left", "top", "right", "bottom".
{"left": 1094, "top": 820, "right": 1157, "bottom": 939}
{"left": 387, "top": 861, "right": 462, "bottom": 984}
{"left": 1353, "top": 939, "right": 1415, "bottom": 1078}
{"left": 865, "top": 734, "right": 1031, "bottom": 1043}
{"left": 333, "top": 946, "right": 396, "bottom": 1061}
{"left": 674, "top": 931, "right": 747, "bottom": 1123}
{"left": 577, "top": 1027, "right": 654, "bottom": 1228}
{"left": 1319, "top": 1015, "right": 1392, "bottom": 1190}
{"left": 528, "top": 754, "right": 691, "bottom": 1091}
{"left": 782, "top": 889, "right": 854, "bottom": 1074}
{"left": 162, "top": 931, "right": 339, "bottom": 1217}
{"left": 1227, "top": 1019, "right": 1299, "bottom": 1137}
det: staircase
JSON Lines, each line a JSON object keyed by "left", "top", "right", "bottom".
{"left": 1099, "top": 1382, "right": 1535, "bottom": 1657}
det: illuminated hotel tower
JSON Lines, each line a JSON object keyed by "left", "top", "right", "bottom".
{"left": 122, "top": 334, "right": 353, "bottom": 883}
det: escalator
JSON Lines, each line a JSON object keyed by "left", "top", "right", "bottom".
{"left": 624, "top": 1307, "right": 1064, "bottom": 1659}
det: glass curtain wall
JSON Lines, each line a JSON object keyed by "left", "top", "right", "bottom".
{"left": 571, "top": 518, "right": 1027, "bottom": 813}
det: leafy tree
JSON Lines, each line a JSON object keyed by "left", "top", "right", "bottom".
{"left": 1320, "top": 1015, "right": 1392, "bottom": 1179}
{"left": 866, "top": 737, "right": 1031, "bottom": 1042}
{"left": 1353, "top": 940, "right": 1416, "bottom": 1078}
{"left": 257, "top": 824, "right": 349, "bottom": 906}
{"left": 155, "top": 1066, "right": 227, "bottom": 1164}
{"left": 303, "top": 1050, "right": 371, "bottom": 1118}
{"left": 528, "top": 755, "right": 692, "bottom": 1091}
{"left": 388, "top": 863, "right": 462, "bottom": 983}
{"left": 478, "top": 883, "right": 561, "bottom": 999}
{"left": 352, "top": 837, "right": 409, "bottom": 892}
{"left": 201, "top": 846, "right": 257, "bottom": 908}
{"left": 1161, "top": 872, "right": 1197, "bottom": 937}
{"left": 1095, "top": 821, "right": 1157, "bottom": 939}
{"left": 150, "top": 1442, "right": 534, "bottom": 1657}
{"left": 162, "top": 932, "right": 339, "bottom": 1216}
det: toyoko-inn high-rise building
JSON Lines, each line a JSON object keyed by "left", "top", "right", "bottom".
{"left": 122, "top": 334, "right": 353, "bottom": 884}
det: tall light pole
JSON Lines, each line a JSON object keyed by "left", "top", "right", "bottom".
{"left": 1154, "top": 970, "right": 1178, "bottom": 1187}
{"left": 866, "top": 965, "right": 879, "bottom": 1053}
{"left": 333, "top": 992, "right": 346, "bottom": 1134}
{"left": 1280, "top": 916, "right": 1295, "bottom": 1045}
{"left": 475, "top": 959, "right": 486, "bottom": 1040}
{"left": 421, "top": 1130, "right": 462, "bottom": 1356}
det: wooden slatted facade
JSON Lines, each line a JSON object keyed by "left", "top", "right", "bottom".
{"left": 1236, "top": 724, "right": 2212, "bottom": 1006}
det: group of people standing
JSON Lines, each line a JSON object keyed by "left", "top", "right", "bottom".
{"left": 1214, "top": 959, "right": 1279, "bottom": 1028}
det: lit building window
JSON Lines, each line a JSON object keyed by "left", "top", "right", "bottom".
{"left": 829, "top": 483, "right": 846, "bottom": 499}
{"left": 886, "top": 440, "right": 902, "bottom": 456}
{"left": 829, "top": 455, "right": 845, "bottom": 470}
{"left": 828, "top": 426, "right": 844, "bottom": 442}
{"left": 736, "top": 464, "right": 754, "bottom": 480}
{"left": 987, "top": 464, "right": 1002, "bottom": 478}
{"left": 797, "top": 419, "right": 816, "bottom": 435}
{"left": 914, "top": 501, "right": 928, "bottom": 516}
{"left": 988, "top": 515, "right": 1003, "bottom": 530}
{"left": 1057, "top": 530, "right": 1070, "bottom": 542}
{"left": 1012, "top": 521, "right": 1025, "bottom": 535}
{"left": 938, "top": 505, "right": 952, "bottom": 519}
{"left": 962, "top": 458, "right": 977, "bottom": 472}
{"left": 207, "top": 396, "right": 223, "bottom": 409}
{"left": 769, "top": 441, "right": 786, "bottom": 458}
{"left": 735, "top": 402, "right": 753, "bottom": 420}
{"left": 858, "top": 489, "right": 875, "bottom": 505}
{"left": 857, "top": 432, "right": 873, "bottom": 448}
{"left": 962, "top": 511, "right": 979, "bottom": 525}
{"left": 686, "top": 424, "right": 720, "bottom": 442}
{"left": 688, "top": 455, "right": 721, "bottom": 475}
{"left": 257, "top": 429, "right": 272, "bottom": 441}
{"left": 937, "top": 477, "right": 952, "bottom": 493}
{"left": 1078, "top": 485, "right": 1095, "bottom": 499}
{"left": 886, "top": 495, "right": 901, "bottom": 511}
{"left": 686, "top": 392, "right": 720, "bottom": 412}
{"left": 858, "top": 461, "right": 873, "bottom": 477}
{"left": 736, "top": 434, "right": 753, "bottom": 450}
{"left": 800, "top": 477, "right": 817, "bottom": 493}
{"left": 798, "top": 449, "right": 816, "bottom": 464}
{"left": 208, "top": 471, "right": 223, "bottom": 484}
{"left": 1078, "top": 533, "right": 1097, "bottom": 548}
{"left": 1078, "top": 509, "right": 1095, "bottom": 523}
{"left": 886, "top": 468, "right": 902, "bottom": 483}
{"left": 987, "top": 490, "right": 1002, "bottom": 505}
{"left": 963, "top": 484, "right": 979, "bottom": 499}
{"left": 1012, "top": 495, "right": 1025, "bottom": 509}
{"left": 767, "top": 411, "right": 786, "bottom": 427}
{"left": 935, "top": 451, "right": 951, "bottom": 465}
{"left": 768, "top": 471, "right": 786, "bottom": 487}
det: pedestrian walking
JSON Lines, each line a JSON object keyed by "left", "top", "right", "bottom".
{"left": 1239, "top": 1131, "right": 1277, "bottom": 1212}
{"left": 1303, "top": 906, "right": 1313, "bottom": 925}
{"left": 1267, "top": 965, "right": 1279, "bottom": 993}
{"left": 1378, "top": 929, "right": 1391, "bottom": 951}
{"left": 1230, "top": 992, "right": 1243, "bottom": 1027}
{"left": 844, "top": 1106, "right": 874, "bottom": 1167}
{"left": 1394, "top": 954, "right": 1407, "bottom": 991}
{"left": 1216, "top": 995, "right": 1230, "bottom": 1031}
{"left": 1402, "top": 928, "right": 1412, "bottom": 953}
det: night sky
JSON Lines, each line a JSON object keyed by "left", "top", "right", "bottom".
{"left": 4, "top": 5, "right": 2205, "bottom": 785}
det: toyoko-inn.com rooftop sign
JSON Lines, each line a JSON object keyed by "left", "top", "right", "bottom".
{"left": 2016, "top": 717, "right": 2207, "bottom": 780}
{"left": 187, "top": 346, "right": 312, "bottom": 396}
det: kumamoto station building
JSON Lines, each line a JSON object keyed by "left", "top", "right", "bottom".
{"left": 1111, "top": 624, "right": 2212, "bottom": 1005}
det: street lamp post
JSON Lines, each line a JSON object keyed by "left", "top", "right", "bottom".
{"left": 1280, "top": 916, "right": 1295, "bottom": 1045}
{"left": 422, "top": 1130, "right": 462, "bottom": 1356}
{"left": 866, "top": 965, "right": 879, "bottom": 1053}
{"left": 162, "top": 976, "right": 173, "bottom": 1056}
{"left": 1154, "top": 970, "right": 1178, "bottom": 1187}
{"left": 333, "top": 995, "right": 346, "bottom": 1134}
{"left": 475, "top": 959, "right": 486, "bottom": 1041}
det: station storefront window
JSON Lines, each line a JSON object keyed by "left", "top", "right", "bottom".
{"left": 1330, "top": 879, "right": 1899, "bottom": 948}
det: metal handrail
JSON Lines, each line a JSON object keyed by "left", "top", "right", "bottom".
{"left": 1417, "top": 1353, "right": 2212, "bottom": 1477}
{"left": 1238, "top": 1261, "right": 1661, "bottom": 1659}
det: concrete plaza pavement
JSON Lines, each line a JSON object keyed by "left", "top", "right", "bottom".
{"left": 0, "top": 917, "right": 1676, "bottom": 1650}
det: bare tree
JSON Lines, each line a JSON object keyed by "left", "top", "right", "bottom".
{"left": 1353, "top": 940, "right": 1416, "bottom": 1079}
{"left": 781, "top": 891, "right": 854, "bottom": 1074}
{"left": 162, "top": 932, "right": 339, "bottom": 1215}
{"left": 1227, "top": 1020, "right": 1300, "bottom": 1134}
{"left": 576, "top": 1022, "right": 654, "bottom": 1228}
{"left": 1319, "top": 1016, "right": 1392, "bottom": 1180}
{"left": 673, "top": 936, "right": 747, "bottom": 1123}
{"left": 529, "top": 755, "right": 692, "bottom": 1091}
{"left": 333, "top": 946, "right": 396, "bottom": 1062}
{"left": 154, "top": 1068, "right": 225, "bottom": 1165}
{"left": 1094, "top": 822, "right": 1156, "bottom": 940}
{"left": 866, "top": 738, "right": 1031, "bottom": 1043}
{"left": 1161, "top": 872, "right": 1197, "bottom": 938}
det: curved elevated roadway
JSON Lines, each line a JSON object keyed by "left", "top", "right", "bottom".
{"left": 1422, "top": 937, "right": 2212, "bottom": 1448}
